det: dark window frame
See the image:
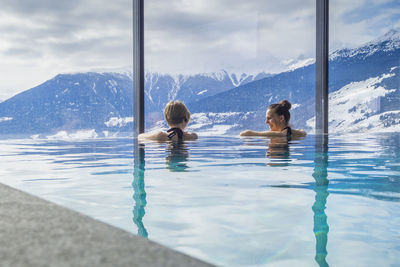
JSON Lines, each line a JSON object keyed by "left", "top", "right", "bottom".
{"left": 133, "top": 0, "right": 329, "bottom": 136}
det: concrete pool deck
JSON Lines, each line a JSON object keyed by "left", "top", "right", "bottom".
{"left": 0, "top": 183, "right": 214, "bottom": 267}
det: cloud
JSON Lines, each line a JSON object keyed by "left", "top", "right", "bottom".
{"left": 0, "top": 0, "right": 132, "bottom": 98}
{"left": 330, "top": 0, "right": 400, "bottom": 50}
{"left": 145, "top": 0, "right": 316, "bottom": 74}
{"left": 0, "top": 0, "right": 398, "bottom": 100}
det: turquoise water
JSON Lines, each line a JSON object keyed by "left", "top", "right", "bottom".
{"left": 0, "top": 134, "right": 399, "bottom": 266}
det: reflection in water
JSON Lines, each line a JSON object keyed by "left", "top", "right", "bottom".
{"left": 266, "top": 137, "right": 290, "bottom": 166}
{"left": 132, "top": 140, "right": 190, "bottom": 238}
{"left": 133, "top": 142, "right": 148, "bottom": 238}
{"left": 312, "top": 135, "right": 329, "bottom": 267}
{"left": 165, "top": 141, "right": 189, "bottom": 172}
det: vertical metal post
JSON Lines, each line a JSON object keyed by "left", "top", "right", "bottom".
{"left": 133, "top": 0, "right": 145, "bottom": 136}
{"left": 316, "top": 0, "right": 329, "bottom": 134}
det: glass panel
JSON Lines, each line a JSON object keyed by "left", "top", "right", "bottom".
{"left": 0, "top": 1, "right": 133, "bottom": 137}
{"left": 145, "top": 0, "right": 315, "bottom": 135}
{"left": 328, "top": 0, "right": 400, "bottom": 133}
{"left": 143, "top": 0, "right": 317, "bottom": 264}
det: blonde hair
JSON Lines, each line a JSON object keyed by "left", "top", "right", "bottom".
{"left": 164, "top": 100, "right": 191, "bottom": 125}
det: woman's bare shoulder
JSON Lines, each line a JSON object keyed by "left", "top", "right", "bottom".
{"left": 138, "top": 131, "right": 168, "bottom": 141}
{"left": 183, "top": 132, "right": 198, "bottom": 140}
{"left": 138, "top": 130, "right": 198, "bottom": 142}
{"left": 292, "top": 129, "right": 307, "bottom": 137}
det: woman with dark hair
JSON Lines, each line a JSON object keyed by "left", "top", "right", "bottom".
{"left": 240, "top": 100, "right": 306, "bottom": 138}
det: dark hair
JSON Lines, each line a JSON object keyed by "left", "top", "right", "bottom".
{"left": 268, "top": 100, "right": 292, "bottom": 123}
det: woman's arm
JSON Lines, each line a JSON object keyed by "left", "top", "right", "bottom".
{"left": 240, "top": 130, "right": 285, "bottom": 137}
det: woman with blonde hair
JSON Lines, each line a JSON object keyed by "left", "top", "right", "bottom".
{"left": 138, "top": 100, "right": 198, "bottom": 141}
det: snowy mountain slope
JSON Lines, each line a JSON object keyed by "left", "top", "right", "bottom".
{"left": 187, "top": 28, "right": 400, "bottom": 133}
{"left": 306, "top": 71, "right": 399, "bottom": 133}
{"left": 147, "top": 111, "right": 264, "bottom": 135}
{"left": 144, "top": 70, "right": 271, "bottom": 113}
{"left": 0, "top": 72, "right": 133, "bottom": 135}
{"left": 330, "top": 28, "right": 400, "bottom": 60}
{"left": 0, "top": 69, "right": 270, "bottom": 136}
{"left": 0, "top": 28, "right": 399, "bottom": 136}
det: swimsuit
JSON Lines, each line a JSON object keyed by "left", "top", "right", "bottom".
{"left": 167, "top": 128, "right": 184, "bottom": 140}
{"left": 281, "top": 126, "right": 292, "bottom": 140}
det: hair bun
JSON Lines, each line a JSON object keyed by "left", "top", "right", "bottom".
{"left": 279, "top": 100, "right": 291, "bottom": 110}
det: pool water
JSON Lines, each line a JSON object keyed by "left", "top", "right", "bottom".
{"left": 0, "top": 133, "right": 399, "bottom": 266}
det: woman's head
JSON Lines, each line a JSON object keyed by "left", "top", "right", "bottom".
{"left": 164, "top": 100, "right": 191, "bottom": 127}
{"left": 265, "top": 100, "right": 291, "bottom": 131}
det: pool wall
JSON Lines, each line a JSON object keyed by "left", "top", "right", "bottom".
{"left": 0, "top": 183, "right": 213, "bottom": 267}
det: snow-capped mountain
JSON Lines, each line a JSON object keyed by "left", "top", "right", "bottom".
{"left": 187, "top": 28, "right": 400, "bottom": 134}
{"left": 0, "top": 28, "right": 399, "bottom": 137}
{"left": 0, "top": 72, "right": 134, "bottom": 136}
{"left": 306, "top": 70, "right": 400, "bottom": 133}
{"left": 144, "top": 70, "right": 271, "bottom": 124}
{"left": 330, "top": 28, "right": 400, "bottom": 60}
{"left": 0, "top": 70, "right": 270, "bottom": 136}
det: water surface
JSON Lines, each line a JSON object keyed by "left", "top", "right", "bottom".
{"left": 0, "top": 133, "right": 399, "bottom": 266}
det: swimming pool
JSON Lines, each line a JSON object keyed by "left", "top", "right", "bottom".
{"left": 0, "top": 133, "right": 399, "bottom": 266}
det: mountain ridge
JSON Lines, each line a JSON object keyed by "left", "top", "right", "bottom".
{"left": 0, "top": 28, "right": 399, "bottom": 136}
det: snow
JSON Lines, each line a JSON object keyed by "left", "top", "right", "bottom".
{"left": 169, "top": 74, "right": 188, "bottom": 100}
{"left": 197, "top": 89, "right": 208, "bottom": 95}
{"left": 187, "top": 112, "right": 250, "bottom": 133}
{"left": 306, "top": 73, "right": 397, "bottom": 133}
{"left": 0, "top": 117, "right": 13, "bottom": 122}
{"left": 203, "top": 70, "right": 256, "bottom": 87}
{"left": 205, "top": 70, "right": 227, "bottom": 82}
{"left": 91, "top": 83, "right": 97, "bottom": 94}
{"left": 330, "top": 28, "right": 400, "bottom": 60}
{"left": 228, "top": 72, "right": 250, "bottom": 87}
{"left": 101, "top": 131, "right": 119, "bottom": 138}
{"left": 286, "top": 58, "right": 315, "bottom": 71}
{"left": 104, "top": 117, "right": 133, "bottom": 127}
{"left": 143, "top": 70, "right": 267, "bottom": 105}
{"left": 107, "top": 80, "right": 118, "bottom": 94}
{"left": 146, "top": 120, "right": 168, "bottom": 132}
{"left": 195, "top": 124, "right": 235, "bottom": 136}
{"left": 46, "top": 129, "right": 98, "bottom": 140}
{"left": 370, "top": 28, "right": 400, "bottom": 46}
{"left": 291, "top": 104, "right": 300, "bottom": 110}
{"left": 146, "top": 112, "right": 249, "bottom": 134}
{"left": 348, "top": 110, "right": 400, "bottom": 133}
{"left": 145, "top": 72, "right": 161, "bottom": 103}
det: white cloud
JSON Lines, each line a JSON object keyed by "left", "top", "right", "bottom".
{"left": 0, "top": 0, "right": 398, "bottom": 100}
{"left": 0, "top": 0, "right": 132, "bottom": 99}
{"left": 145, "top": 0, "right": 316, "bottom": 75}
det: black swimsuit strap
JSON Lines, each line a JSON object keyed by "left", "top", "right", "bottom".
{"left": 281, "top": 126, "right": 292, "bottom": 140}
{"left": 167, "top": 128, "right": 184, "bottom": 140}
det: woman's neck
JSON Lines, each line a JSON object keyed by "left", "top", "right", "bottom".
{"left": 168, "top": 123, "right": 185, "bottom": 130}
{"left": 279, "top": 123, "right": 289, "bottom": 131}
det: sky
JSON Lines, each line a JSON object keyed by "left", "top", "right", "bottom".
{"left": 0, "top": 0, "right": 399, "bottom": 100}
